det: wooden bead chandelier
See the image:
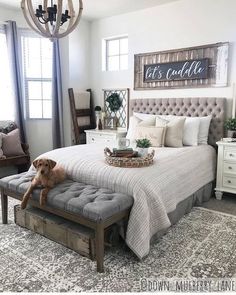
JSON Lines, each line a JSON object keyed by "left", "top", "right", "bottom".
{"left": 21, "top": 0, "right": 83, "bottom": 40}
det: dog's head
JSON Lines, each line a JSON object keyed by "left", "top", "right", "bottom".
{"left": 33, "top": 158, "right": 57, "bottom": 175}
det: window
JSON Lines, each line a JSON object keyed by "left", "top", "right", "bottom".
{"left": 0, "top": 28, "right": 15, "bottom": 120}
{"left": 21, "top": 33, "right": 53, "bottom": 119}
{"left": 105, "top": 36, "right": 128, "bottom": 71}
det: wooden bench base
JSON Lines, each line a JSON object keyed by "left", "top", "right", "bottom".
{"left": 1, "top": 188, "right": 130, "bottom": 273}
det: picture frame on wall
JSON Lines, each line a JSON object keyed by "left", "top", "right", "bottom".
{"left": 103, "top": 88, "right": 130, "bottom": 131}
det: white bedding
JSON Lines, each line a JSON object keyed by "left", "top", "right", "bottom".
{"left": 33, "top": 144, "right": 216, "bottom": 259}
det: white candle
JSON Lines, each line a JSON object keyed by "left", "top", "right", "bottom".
{"left": 232, "top": 83, "right": 236, "bottom": 119}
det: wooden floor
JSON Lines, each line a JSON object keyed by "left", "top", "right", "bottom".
{"left": 199, "top": 193, "right": 236, "bottom": 216}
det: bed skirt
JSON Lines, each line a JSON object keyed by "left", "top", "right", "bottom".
{"left": 149, "top": 181, "right": 213, "bottom": 245}
{"left": 168, "top": 181, "right": 213, "bottom": 225}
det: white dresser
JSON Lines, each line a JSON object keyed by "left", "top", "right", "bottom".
{"left": 85, "top": 129, "right": 127, "bottom": 145}
{"left": 215, "top": 141, "right": 236, "bottom": 200}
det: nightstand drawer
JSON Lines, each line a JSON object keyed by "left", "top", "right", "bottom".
{"left": 87, "top": 136, "right": 114, "bottom": 144}
{"left": 223, "top": 162, "right": 236, "bottom": 174}
{"left": 223, "top": 176, "right": 236, "bottom": 188}
{"left": 224, "top": 149, "right": 236, "bottom": 161}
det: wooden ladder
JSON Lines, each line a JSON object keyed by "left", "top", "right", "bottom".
{"left": 68, "top": 88, "right": 95, "bottom": 144}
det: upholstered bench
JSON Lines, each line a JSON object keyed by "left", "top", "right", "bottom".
{"left": 0, "top": 172, "right": 133, "bottom": 272}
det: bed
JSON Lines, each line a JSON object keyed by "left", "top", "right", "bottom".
{"left": 31, "top": 97, "right": 226, "bottom": 259}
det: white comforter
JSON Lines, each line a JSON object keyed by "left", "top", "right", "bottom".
{"left": 33, "top": 144, "right": 216, "bottom": 259}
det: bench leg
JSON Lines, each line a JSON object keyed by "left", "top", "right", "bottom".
{"left": 96, "top": 223, "right": 104, "bottom": 273}
{"left": 1, "top": 190, "right": 8, "bottom": 224}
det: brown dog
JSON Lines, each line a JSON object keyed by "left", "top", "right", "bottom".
{"left": 21, "top": 158, "right": 66, "bottom": 209}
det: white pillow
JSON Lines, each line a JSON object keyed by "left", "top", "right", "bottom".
{"left": 198, "top": 115, "right": 212, "bottom": 145}
{"left": 126, "top": 116, "right": 141, "bottom": 141}
{"left": 157, "top": 115, "right": 200, "bottom": 146}
{"left": 182, "top": 117, "right": 200, "bottom": 146}
{"left": 133, "top": 112, "right": 157, "bottom": 121}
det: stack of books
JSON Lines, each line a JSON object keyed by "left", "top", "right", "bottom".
{"left": 112, "top": 148, "right": 138, "bottom": 158}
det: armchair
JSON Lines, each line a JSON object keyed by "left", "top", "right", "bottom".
{"left": 0, "top": 121, "right": 30, "bottom": 175}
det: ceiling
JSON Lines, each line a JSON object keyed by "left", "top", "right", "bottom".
{"left": 0, "top": 0, "right": 180, "bottom": 20}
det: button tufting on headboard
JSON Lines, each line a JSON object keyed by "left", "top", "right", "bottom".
{"left": 129, "top": 97, "right": 226, "bottom": 146}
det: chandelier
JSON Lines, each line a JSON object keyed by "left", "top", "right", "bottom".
{"left": 21, "top": 0, "right": 83, "bottom": 40}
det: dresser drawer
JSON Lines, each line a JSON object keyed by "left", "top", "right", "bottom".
{"left": 224, "top": 149, "right": 236, "bottom": 161}
{"left": 223, "top": 162, "right": 236, "bottom": 174}
{"left": 223, "top": 175, "right": 236, "bottom": 188}
{"left": 86, "top": 133, "right": 115, "bottom": 144}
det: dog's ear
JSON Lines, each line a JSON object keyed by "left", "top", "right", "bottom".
{"left": 33, "top": 159, "right": 39, "bottom": 168}
{"left": 48, "top": 159, "right": 57, "bottom": 169}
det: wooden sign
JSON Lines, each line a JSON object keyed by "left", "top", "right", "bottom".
{"left": 143, "top": 58, "right": 209, "bottom": 82}
{"left": 134, "top": 42, "right": 229, "bottom": 90}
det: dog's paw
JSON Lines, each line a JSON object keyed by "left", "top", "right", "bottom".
{"left": 21, "top": 200, "right": 27, "bottom": 210}
{"left": 40, "top": 196, "right": 46, "bottom": 207}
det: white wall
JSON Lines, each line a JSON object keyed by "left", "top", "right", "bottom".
{"left": 64, "top": 20, "right": 91, "bottom": 147}
{"left": 90, "top": 0, "right": 236, "bottom": 117}
{"left": 0, "top": 6, "right": 91, "bottom": 159}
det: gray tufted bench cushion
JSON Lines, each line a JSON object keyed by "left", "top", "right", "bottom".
{"left": 0, "top": 172, "right": 133, "bottom": 222}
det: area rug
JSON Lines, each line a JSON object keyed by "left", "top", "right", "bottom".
{"left": 0, "top": 199, "right": 236, "bottom": 292}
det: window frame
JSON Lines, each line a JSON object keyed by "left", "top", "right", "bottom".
{"left": 20, "top": 30, "right": 53, "bottom": 120}
{"left": 105, "top": 36, "right": 128, "bottom": 72}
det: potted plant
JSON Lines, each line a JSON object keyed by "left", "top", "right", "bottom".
{"left": 224, "top": 118, "right": 236, "bottom": 138}
{"left": 136, "top": 138, "right": 151, "bottom": 157}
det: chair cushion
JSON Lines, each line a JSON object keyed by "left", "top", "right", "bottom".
{"left": 0, "top": 172, "right": 133, "bottom": 222}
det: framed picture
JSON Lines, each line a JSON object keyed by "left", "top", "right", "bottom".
{"left": 103, "top": 88, "right": 130, "bottom": 131}
{"left": 134, "top": 42, "right": 229, "bottom": 90}
{"left": 104, "top": 117, "right": 117, "bottom": 130}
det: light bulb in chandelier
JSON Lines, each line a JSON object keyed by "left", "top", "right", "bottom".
{"left": 21, "top": 0, "right": 83, "bottom": 41}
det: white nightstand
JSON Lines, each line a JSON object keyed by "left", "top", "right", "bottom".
{"left": 85, "top": 129, "right": 127, "bottom": 145}
{"left": 215, "top": 140, "right": 236, "bottom": 200}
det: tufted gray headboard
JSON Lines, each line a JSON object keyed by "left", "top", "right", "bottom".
{"left": 129, "top": 97, "right": 226, "bottom": 146}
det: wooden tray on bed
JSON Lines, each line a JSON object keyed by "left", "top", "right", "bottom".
{"left": 104, "top": 148, "right": 155, "bottom": 168}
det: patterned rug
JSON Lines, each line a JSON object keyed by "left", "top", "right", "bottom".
{"left": 0, "top": 199, "right": 236, "bottom": 292}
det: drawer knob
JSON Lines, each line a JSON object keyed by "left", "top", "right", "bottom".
{"left": 228, "top": 180, "right": 232, "bottom": 184}
{"left": 230, "top": 153, "right": 234, "bottom": 157}
{"left": 92, "top": 138, "right": 94, "bottom": 141}
{"left": 228, "top": 166, "right": 232, "bottom": 170}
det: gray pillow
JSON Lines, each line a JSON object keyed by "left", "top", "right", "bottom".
{"left": 0, "top": 133, "right": 4, "bottom": 159}
{"left": 1, "top": 129, "right": 25, "bottom": 157}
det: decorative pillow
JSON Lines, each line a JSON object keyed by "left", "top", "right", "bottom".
{"left": 0, "top": 133, "right": 5, "bottom": 159}
{"left": 126, "top": 116, "right": 156, "bottom": 143}
{"left": 198, "top": 115, "right": 212, "bottom": 145}
{"left": 1, "top": 129, "right": 25, "bottom": 157}
{"left": 126, "top": 116, "right": 141, "bottom": 141}
{"left": 138, "top": 117, "right": 156, "bottom": 127}
{"left": 156, "top": 117, "right": 186, "bottom": 147}
{"left": 135, "top": 126, "right": 166, "bottom": 147}
{"left": 157, "top": 115, "right": 200, "bottom": 146}
{"left": 0, "top": 121, "right": 17, "bottom": 134}
{"left": 0, "top": 133, "right": 3, "bottom": 148}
